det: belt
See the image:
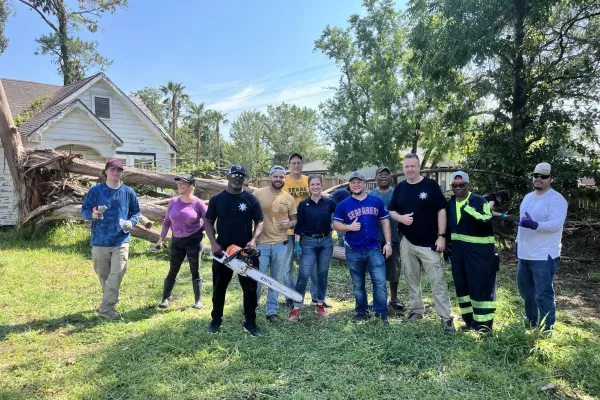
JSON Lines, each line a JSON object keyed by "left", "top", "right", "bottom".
{"left": 302, "top": 233, "right": 330, "bottom": 238}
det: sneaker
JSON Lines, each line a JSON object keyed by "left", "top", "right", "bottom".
{"left": 193, "top": 300, "right": 203, "bottom": 309}
{"left": 442, "top": 318, "right": 456, "bottom": 333}
{"left": 388, "top": 299, "right": 406, "bottom": 311}
{"left": 285, "top": 299, "right": 294, "bottom": 308}
{"left": 207, "top": 321, "right": 221, "bottom": 334}
{"left": 403, "top": 312, "right": 423, "bottom": 323}
{"left": 289, "top": 308, "right": 300, "bottom": 322}
{"left": 266, "top": 314, "right": 281, "bottom": 323}
{"left": 158, "top": 299, "right": 169, "bottom": 309}
{"left": 243, "top": 325, "right": 263, "bottom": 337}
{"left": 315, "top": 305, "right": 328, "bottom": 318}
{"left": 98, "top": 309, "right": 121, "bottom": 320}
{"left": 459, "top": 324, "right": 473, "bottom": 332}
{"left": 352, "top": 313, "right": 369, "bottom": 323}
{"left": 381, "top": 315, "right": 390, "bottom": 325}
{"left": 311, "top": 299, "right": 332, "bottom": 308}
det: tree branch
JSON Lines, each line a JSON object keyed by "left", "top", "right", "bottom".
{"left": 17, "top": 0, "right": 59, "bottom": 31}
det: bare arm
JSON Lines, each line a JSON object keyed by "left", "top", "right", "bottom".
{"left": 247, "top": 220, "right": 264, "bottom": 249}
{"left": 435, "top": 209, "right": 447, "bottom": 252}
{"left": 205, "top": 219, "right": 222, "bottom": 255}
{"left": 381, "top": 218, "right": 392, "bottom": 243}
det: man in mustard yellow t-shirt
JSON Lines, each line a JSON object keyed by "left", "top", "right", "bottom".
{"left": 255, "top": 165, "right": 298, "bottom": 322}
{"left": 283, "top": 153, "right": 326, "bottom": 308}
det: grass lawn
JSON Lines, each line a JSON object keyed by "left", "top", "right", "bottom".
{"left": 0, "top": 223, "right": 599, "bottom": 399}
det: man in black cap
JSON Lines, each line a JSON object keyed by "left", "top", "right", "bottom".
{"left": 205, "top": 165, "right": 265, "bottom": 336}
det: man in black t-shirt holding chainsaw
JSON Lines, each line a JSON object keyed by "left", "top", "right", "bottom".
{"left": 205, "top": 165, "right": 264, "bottom": 336}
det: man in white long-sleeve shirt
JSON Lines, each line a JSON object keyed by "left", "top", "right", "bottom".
{"left": 515, "top": 162, "right": 567, "bottom": 331}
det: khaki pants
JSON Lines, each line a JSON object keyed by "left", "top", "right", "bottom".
{"left": 400, "top": 237, "right": 452, "bottom": 320}
{"left": 92, "top": 244, "right": 129, "bottom": 313}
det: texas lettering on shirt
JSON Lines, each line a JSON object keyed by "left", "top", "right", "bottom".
{"left": 287, "top": 186, "right": 309, "bottom": 199}
{"left": 347, "top": 206, "right": 382, "bottom": 220}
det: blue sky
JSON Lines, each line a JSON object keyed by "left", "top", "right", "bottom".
{"left": 0, "top": 0, "right": 406, "bottom": 138}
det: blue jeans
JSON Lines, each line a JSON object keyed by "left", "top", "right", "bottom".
{"left": 517, "top": 256, "right": 560, "bottom": 330}
{"left": 257, "top": 242, "right": 287, "bottom": 316}
{"left": 284, "top": 235, "right": 318, "bottom": 300}
{"left": 294, "top": 236, "right": 334, "bottom": 307}
{"left": 345, "top": 247, "right": 388, "bottom": 317}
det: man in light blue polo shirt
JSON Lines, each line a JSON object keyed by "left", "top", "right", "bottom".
{"left": 333, "top": 171, "right": 393, "bottom": 323}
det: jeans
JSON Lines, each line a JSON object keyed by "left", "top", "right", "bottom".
{"left": 345, "top": 247, "right": 388, "bottom": 317}
{"left": 257, "top": 242, "right": 288, "bottom": 316}
{"left": 283, "top": 235, "right": 319, "bottom": 300}
{"left": 517, "top": 256, "right": 560, "bottom": 330}
{"left": 294, "top": 236, "right": 334, "bottom": 307}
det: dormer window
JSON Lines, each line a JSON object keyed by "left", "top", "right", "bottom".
{"left": 93, "top": 96, "right": 111, "bottom": 119}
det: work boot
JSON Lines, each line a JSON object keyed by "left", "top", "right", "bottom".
{"left": 403, "top": 312, "right": 423, "bottom": 323}
{"left": 192, "top": 278, "right": 203, "bottom": 309}
{"left": 208, "top": 320, "right": 221, "bottom": 334}
{"left": 98, "top": 309, "right": 121, "bottom": 320}
{"left": 285, "top": 298, "right": 294, "bottom": 308}
{"left": 158, "top": 277, "right": 176, "bottom": 309}
{"left": 442, "top": 317, "right": 456, "bottom": 333}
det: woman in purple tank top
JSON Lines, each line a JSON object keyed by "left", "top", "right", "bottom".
{"left": 155, "top": 174, "right": 208, "bottom": 309}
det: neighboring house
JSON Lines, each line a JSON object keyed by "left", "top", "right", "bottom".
{"left": 302, "top": 159, "right": 329, "bottom": 175}
{"left": 0, "top": 73, "right": 178, "bottom": 225}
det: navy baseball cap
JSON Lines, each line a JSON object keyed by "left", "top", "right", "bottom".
{"left": 175, "top": 174, "right": 195, "bottom": 184}
{"left": 288, "top": 153, "right": 303, "bottom": 163}
{"left": 227, "top": 165, "right": 246, "bottom": 176}
{"left": 348, "top": 171, "right": 365, "bottom": 181}
{"left": 105, "top": 159, "right": 124, "bottom": 170}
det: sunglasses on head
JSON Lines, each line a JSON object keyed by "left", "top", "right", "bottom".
{"left": 532, "top": 174, "right": 550, "bottom": 179}
{"left": 451, "top": 183, "right": 467, "bottom": 189}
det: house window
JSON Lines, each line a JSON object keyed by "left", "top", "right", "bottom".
{"left": 134, "top": 156, "right": 155, "bottom": 170}
{"left": 94, "top": 96, "right": 111, "bottom": 119}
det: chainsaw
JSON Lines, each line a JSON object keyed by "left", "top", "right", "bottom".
{"left": 211, "top": 245, "right": 304, "bottom": 303}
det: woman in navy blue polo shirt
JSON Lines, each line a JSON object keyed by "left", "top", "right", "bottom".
{"left": 289, "top": 175, "right": 337, "bottom": 321}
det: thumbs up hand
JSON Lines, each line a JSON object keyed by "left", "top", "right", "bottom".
{"left": 400, "top": 212, "right": 414, "bottom": 226}
{"left": 515, "top": 212, "right": 539, "bottom": 230}
{"left": 348, "top": 217, "right": 361, "bottom": 232}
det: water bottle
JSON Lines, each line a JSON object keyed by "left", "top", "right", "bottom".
{"left": 97, "top": 205, "right": 108, "bottom": 219}
{"left": 119, "top": 218, "right": 132, "bottom": 233}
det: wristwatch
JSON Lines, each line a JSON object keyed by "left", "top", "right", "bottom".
{"left": 385, "top": 242, "right": 392, "bottom": 246}
{"left": 437, "top": 233, "right": 446, "bottom": 237}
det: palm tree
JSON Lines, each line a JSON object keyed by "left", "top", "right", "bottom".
{"left": 160, "top": 81, "right": 189, "bottom": 143}
{"left": 186, "top": 102, "right": 207, "bottom": 166}
{"left": 207, "top": 110, "right": 229, "bottom": 171}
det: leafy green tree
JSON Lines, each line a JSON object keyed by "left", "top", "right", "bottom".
{"left": 408, "top": 0, "right": 600, "bottom": 194}
{"left": 13, "top": 0, "right": 127, "bottom": 84}
{"left": 260, "top": 103, "right": 329, "bottom": 166}
{"left": 315, "top": 0, "right": 465, "bottom": 173}
{"left": 206, "top": 110, "right": 229, "bottom": 171}
{"left": 225, "top": 111, "right": 271, "bottom": 177}
{"left": 160, "top": 81, "right": 189, "bottom": 144}
{"left": 131, "top": 87, "right": 168, "bottom": 128}
{"left": 186, "top": 102, "right": 210, "bottom": 167}
{"left": 0, "top": 0, "right": 11, "bottom": 55}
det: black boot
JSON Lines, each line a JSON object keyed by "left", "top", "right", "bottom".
{"left": 193, "top": 278, "right": 203, "bottom": 309}
{"left": 158, "top": 278, "right": 176, "bottom": 308}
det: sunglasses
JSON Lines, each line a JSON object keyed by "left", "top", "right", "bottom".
{"left": 532, "top": 174, "right": 550, "bottom": 179}
{"left": 451, "top": 183, "right": 467, "bottom": 189}
{"left": 228, "top": 173, "right": 245, "bottom": 179}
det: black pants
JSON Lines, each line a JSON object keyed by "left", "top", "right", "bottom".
{"left": 211, "top": 257, "right": 258, "bottom": 326}
{"left": 451, "top": 241, "right": 497, "bottom": 330}
{"left": 167, "top": 230, "right": 203, "bottom": 281}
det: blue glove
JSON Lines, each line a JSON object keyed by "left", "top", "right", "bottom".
{"left": 294, "top": 242, "right": 301, "bottom": 259}
{"left": 500, "top": 213, "right": 508, "bottom": 220}
{"left": 514, "top": 212, "right": 539, "bottom": 230}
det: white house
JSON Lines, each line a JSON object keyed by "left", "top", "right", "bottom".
{"left": 0, "top": 73, "right": 178, "bottom": 225}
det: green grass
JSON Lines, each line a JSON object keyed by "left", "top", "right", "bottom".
{"left": 0, "top": 223, "right": 599, "bottom": 400}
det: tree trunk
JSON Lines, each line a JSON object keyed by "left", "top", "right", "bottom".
{"left": 195, "top": 122, "right": 201, "bottom": 166}
{"left": 512, "top": 0, "right": 526, "bottom": 135}
{"left": 215, "top": 122, "right": 220, "bottom": 171}
{"left": 171, "top": 96, "right": 177, "bottom": 143}
{"left": 55, "top": 0, "right": 75, "bottom": 85}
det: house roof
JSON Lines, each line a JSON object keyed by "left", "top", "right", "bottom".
{"left": 303, "top": 159, "right": 329, "bottom": 172}
{"left": 1, "top": 74, "right": 177, "bottom": 152}
{"left": 1, "top": 78, "right": 61, "bottom": 115}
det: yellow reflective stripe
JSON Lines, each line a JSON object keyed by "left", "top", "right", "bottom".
{"left": 463, "top": 203, "right": 492, "bottom": 221}
{"left": 472, "top": 300, "right": 496, "bottom": 309}
{"left": 450, "top": 233, "right": 495, "bottom": 244}
{"left": 474, "top": 313, "right": 495, "bottom": 322}
{"left": 456, "top": 295, "right": 471, "bottom": 303}
{"left": 459, "top": 306, "right": 473, "bottom": 314}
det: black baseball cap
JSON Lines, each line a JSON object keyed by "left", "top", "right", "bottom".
{"left": 288, "top": 153, "right": 303, "bottom": 163}
{"left": 227, "top": 165, "right": 246, "bottom": 176}
{"left": 175, "top": 174, "right": 195, "bottom": 184}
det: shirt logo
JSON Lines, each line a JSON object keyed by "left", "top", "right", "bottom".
{"left": 419, "top": 192, "right": 428, "bottom": 200}
{"left": 238, "top": 202, "right": 248, "bottom": 212}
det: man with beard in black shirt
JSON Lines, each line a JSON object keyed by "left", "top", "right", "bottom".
{"left": 205, "top": 165, "right": 265, "bottom": 336}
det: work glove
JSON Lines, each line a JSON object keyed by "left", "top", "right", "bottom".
{"left": 294, "top": 242, "right": 302, "bottom": 259}
{"left": 514, "top": 212, "right": 539, "bottom": 230}
{"left": 500, "top": 213, "right": 508, "bottom": 220}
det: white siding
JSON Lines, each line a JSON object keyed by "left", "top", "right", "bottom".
{"left": 77, "top": 81, "right": 173, "bottom": 171}
{"left": 0, "top": 143, "right": 18, "bottom": 225}
{"left": 55, "top": 144, "right": 105, "bottom": 163}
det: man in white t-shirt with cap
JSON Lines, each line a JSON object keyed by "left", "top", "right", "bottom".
{"left": 515, "top": 162, "right": 567, "bottom": 331}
